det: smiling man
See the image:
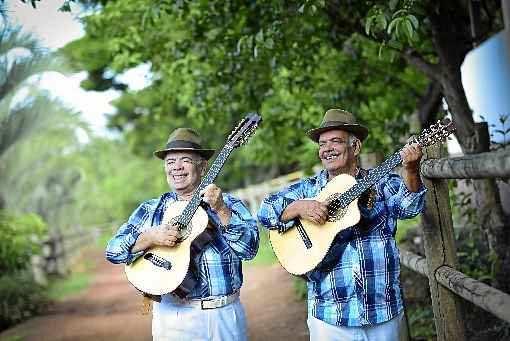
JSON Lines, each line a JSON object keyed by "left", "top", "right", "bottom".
{"left": 106, "top": 128, "right": 259, "bottom": 341}
{"left": 258, "top": 109, "right": 426, "bottom": 341}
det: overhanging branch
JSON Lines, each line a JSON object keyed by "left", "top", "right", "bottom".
{"left": 404, "top": 49, "right": 441, "bottom": 82}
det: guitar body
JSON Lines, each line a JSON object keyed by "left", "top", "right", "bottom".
{"left": 269, "top": 174, "right": 361, "bottom": 275}
{"left": 124, "top": 201, "right": 209, "bottom": 295}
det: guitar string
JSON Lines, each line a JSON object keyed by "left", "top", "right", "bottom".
{"left": 324, "top": 124, "right": 450, "bottom": 215}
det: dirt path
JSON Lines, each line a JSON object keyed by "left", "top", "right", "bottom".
{"left": 0, "top": 251, "right": 308, "bottom": 341}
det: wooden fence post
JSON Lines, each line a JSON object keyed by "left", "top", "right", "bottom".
{"left": 421, "top": 143, "right": 466, "bottom": 341}
{"left": 30, "top": 235, "right": 47, "bottom": 285}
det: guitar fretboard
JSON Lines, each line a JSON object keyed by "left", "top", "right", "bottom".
{"left": 178, "top": 144, "right": 234, "bottom": 226}
{"left": 332, "top": 151, "right": 403, "bottom": 209}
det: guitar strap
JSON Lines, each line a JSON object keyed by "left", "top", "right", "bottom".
{"left": 172, "top": 228, "right": 215, "bottom": 298}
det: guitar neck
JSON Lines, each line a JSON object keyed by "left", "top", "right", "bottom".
{"left": 178, "top": 144, "right": 234, "bottom": 225}
{"left": 336, "top": 151, "right": 403, "bottom": 208}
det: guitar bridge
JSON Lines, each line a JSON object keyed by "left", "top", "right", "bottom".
{"left": 144, "top": 253, "right": 172, "bottom": 270}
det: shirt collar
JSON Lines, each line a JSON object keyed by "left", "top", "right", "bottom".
{"left": 317, "top": 169, "right": 329, "bottom": 189}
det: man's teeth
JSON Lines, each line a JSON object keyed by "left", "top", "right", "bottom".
{"left": 325, "top": 155, "right": 338, "bottom": 160}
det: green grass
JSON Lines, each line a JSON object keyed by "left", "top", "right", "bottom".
{"left": 396, "top": 216, "right": 421, "bottom": 243}
{"left": 248, "top": 228, "right": 277, "bottom": 265}
{"left": 407, "top": 306, "right": 436, "bottom": 340}
{"left": 3, "top": 335, "right": 25, "bottom": 341}
{"left": 97, "top": 231, "right": 113, "bottom": 249}
{"left": 45, "top": 258, "right": 94, "bottom": 301}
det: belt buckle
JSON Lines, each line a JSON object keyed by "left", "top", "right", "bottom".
{"left": 201, "top": 298, "right": 215, "bottom": 310}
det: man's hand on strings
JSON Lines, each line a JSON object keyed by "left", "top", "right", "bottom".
{"left": 201, "top": 184, "right": 232, "bottom": 226}
{"left": 201, "top": 184, "right": 229, "bottom": 214}
{"left": 400, "top": 142, "right": 423, "bottom": 170}
{"left": 149, "top": 223, "right": 181, "bottom": 247}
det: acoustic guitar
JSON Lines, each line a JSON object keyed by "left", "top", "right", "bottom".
{"left": 269, "top": 118, "right": 455, "bottom": 275}
{"left": 125, "top": 113, "right": 262, "bottom": 295}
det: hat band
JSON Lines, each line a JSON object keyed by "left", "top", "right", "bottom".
{"left": 165, "top": 140, "right": 203, "bottom": 150}
{"left": 320, "top": 120, "right": 358, "bottom": 128}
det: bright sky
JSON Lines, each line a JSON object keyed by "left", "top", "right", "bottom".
{"left": 7, "top": 0, "right": 149, "bottom": 137}
{"left": 462, "top": 31, "right": 510, "bottom": 145}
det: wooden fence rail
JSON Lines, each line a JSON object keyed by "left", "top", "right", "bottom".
{"left": 31, "top": 227, "right": 101, "bottom": 285}
{"left": 399, "top": 248, "right": 510, "bottom": 325}
{"left": 421, "top": 146, "right": 510, "bottom": 179}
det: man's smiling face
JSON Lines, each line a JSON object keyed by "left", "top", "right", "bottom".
{"left": 164, "top": 151, "right": 205, "bottom": 196}
{"left": 318, "top": 129, "right": 359, "bottom": 176}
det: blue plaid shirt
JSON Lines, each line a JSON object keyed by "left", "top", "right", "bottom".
{"left": 258, "top": 169, "right": 426, "bottom": 327}
{"left": 106, "top": 191, "right": 259, "bottom": 299}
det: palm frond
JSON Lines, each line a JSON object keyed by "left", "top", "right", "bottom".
{"left": 0, "top": 26, "right": 45, "bottom": 57}
{"left": 0, "top": 26, "right": 68, "bottom": 102}
{"left": 0, "top": 95, "right": 53, "bottom": 157}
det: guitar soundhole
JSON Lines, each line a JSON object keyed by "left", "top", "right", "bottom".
{"left": 325, "top": 194, "right": 347, "bottom": 222}
{"left": 327, "top": 207, "right": 347, "bottom": 222}
{"left": 170, "top": 216, "right": 192, "bottom": 242}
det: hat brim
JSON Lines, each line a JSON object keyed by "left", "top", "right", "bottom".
{"left": 153, "top": 148, "right": 215, "bottom": 160}
{"left": 306, "top": 123, "right": 369, "bottom": 142}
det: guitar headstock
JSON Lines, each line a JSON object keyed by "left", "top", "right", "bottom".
{"left": 412, "top": 118, "right": 455, "bottom": 148}
{"left": 227, "top": 113, "right": 262, "bottom": 148}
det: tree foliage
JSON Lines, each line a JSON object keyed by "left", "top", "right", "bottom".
{"left": 62, "top": 0, "right": 442, "bottom": 188}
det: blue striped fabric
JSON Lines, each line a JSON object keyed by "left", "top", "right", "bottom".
{"left": 106, "top": 191, "right": 259, "bottom": 299}
{"left": 257, "top": 169, "right": 426, "bottom": 326}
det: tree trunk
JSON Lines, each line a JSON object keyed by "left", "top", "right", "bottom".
{"left": 417, "top": 82, "right": 443, "bottom": 128}
{"left": 427, "top": 2, "right": 510, "bottom": 291}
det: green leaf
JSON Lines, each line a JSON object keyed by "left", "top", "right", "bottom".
{"left": 376, "top": 13, "right": 388, "bottom": 31}
{"left": 387, "top": 19, "right": 397, "bottom": 34}
{"left": 255, "top": 30, "right": 264, "bottom": 43}
{"left": 58, "top": 2, "right": 71, "bottom": 12}
{"left": 405, "top": 20, "right": 414, "bottom": 39}
{"left": 409, "top": 15, "right": 419, "bottom": 29}
{"left": 392, "top": 9, "right": 407, "bottom": 18}
{"left": 265, "top": 38, "right": 275, "bottom": 49}
{"left": 365, "top": 17, "right": 374, "bottom": 35}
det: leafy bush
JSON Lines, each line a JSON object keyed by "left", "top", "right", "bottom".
{"left": 0, "top": 211, "right": 47, "bottom": 273}
{"left": 0, "top": 211, "right": 48, "bottom": 332}
{"left": 0, "top": 271, "right": 47, "bottom": 331}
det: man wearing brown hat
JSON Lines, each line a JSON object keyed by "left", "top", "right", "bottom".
{"left": 106, "top": 128, "right": 259, "bottom": 341}
{"left": 258, "top": 109, "right": 426, "bottom": 340}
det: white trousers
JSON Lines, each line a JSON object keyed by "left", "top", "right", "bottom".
{"left": 152, "top": 297, "right": 247, "bottom": 341}
{"left": 307, "top": 312, "right": 404, "bottom": 341}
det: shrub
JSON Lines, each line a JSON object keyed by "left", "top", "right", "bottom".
{"left": 0, "top": 211, "right": 47, "bottom": 273}
{"left": 0, "top": 271, "right": 47, "bottom": 331}
{"left": 0, "top": 211, "right": 48, "bottom": 332}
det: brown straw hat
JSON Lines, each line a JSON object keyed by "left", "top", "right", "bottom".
{"left": 306, "top": 108, "right": 369, "bottom": 142}
{"left": 153, "top": 128, "right": 215, "bottom": 160}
